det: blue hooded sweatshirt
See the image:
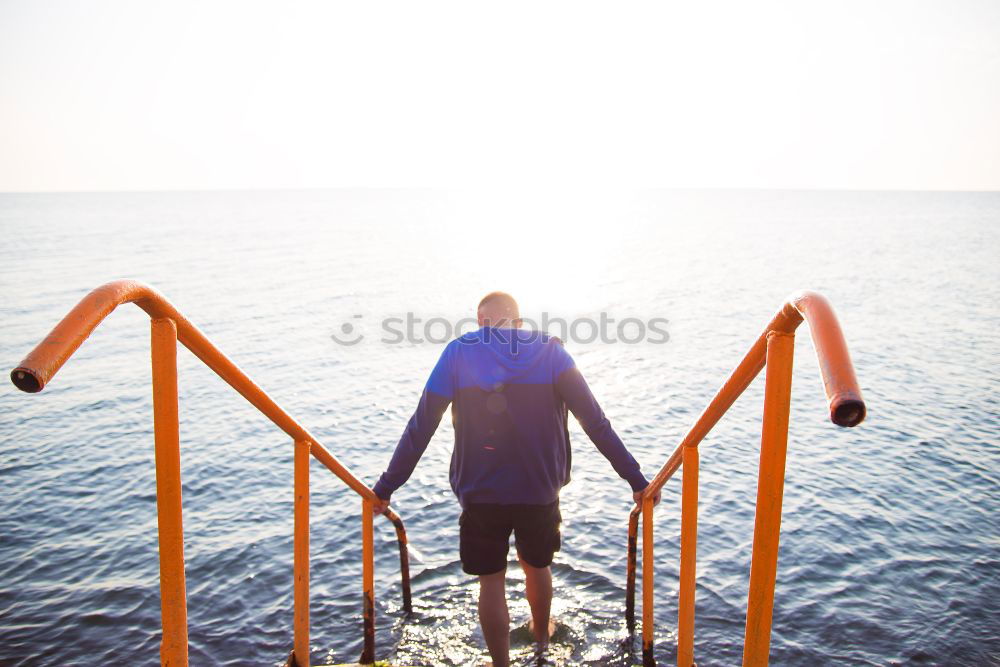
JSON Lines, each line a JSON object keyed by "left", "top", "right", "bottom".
{"left": 372, "top": 327, "right": 648, "bottom": 507}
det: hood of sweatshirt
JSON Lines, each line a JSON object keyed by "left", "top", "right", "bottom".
{"left": 454, "top": 326, "right": 563, "bottom": 389}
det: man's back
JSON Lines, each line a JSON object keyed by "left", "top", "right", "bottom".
{"left": 438, "top": 327, "right": 574, "bottom": 506}
{"left": 372, "top": 326, "right": 648, "bottom": 507}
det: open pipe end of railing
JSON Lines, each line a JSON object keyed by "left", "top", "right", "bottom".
{"left": 830, "top": 395, "right": 866, "bottom": 428}
{"left": 10, "top": 367, "right": 43, "bottom": 393}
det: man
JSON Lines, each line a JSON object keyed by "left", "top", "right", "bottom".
{"left": 372, "top": 292, "right": 659, "bottom": 667}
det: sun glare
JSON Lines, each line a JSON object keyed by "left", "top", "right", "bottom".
{"left": 438, "top": 190, "right": 631, "bottom": 319}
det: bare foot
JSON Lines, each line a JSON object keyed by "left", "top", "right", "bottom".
{"left": 527, "top": 617, "right": 557, "bottom": 644}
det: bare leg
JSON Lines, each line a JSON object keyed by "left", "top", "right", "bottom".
{"left": 478, "top": 569, "right": 509, "bottom": 667}
{"left": 518, "top": 556, "right": 553, "bottom": 646}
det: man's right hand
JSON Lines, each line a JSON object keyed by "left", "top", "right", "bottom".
{"left": 634, "top": 486, "right": 661, "bottom": 508}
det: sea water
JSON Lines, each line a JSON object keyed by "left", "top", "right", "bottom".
{"left": 1, "top": 190, "right": 997, "bottom": 665}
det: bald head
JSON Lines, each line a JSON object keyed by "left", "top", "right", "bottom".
{"left": 477, "top": 291, "right": 521, "bottom": 328}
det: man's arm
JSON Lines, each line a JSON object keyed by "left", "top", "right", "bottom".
{"left": 372, "top": 344, "right": 456, "bottom": 508}
{"left": 555, "top": 366, "right": 649, "bottom": 493}
{"left": 372, "top": 388, "right": 451, "bottom": 505}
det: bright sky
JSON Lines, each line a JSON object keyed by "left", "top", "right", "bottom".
{"left": 1, "top": 1, "right": 998, "bottom": 192}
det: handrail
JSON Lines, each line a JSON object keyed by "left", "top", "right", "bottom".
{"left": 627, "top": 290, "right": 865, "bottom": 667}
{"left": 640, "top": 291, "right": 864, "bottom": 501}
{"left": 10, "top": 280, "right": 374, "bottom": 497}
{"left": 10, "top": 280, "right": 410, "bottom": 667}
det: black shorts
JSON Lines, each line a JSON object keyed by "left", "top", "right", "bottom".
{"left": 459, "top": 500, "right": 561, "bottom": 575}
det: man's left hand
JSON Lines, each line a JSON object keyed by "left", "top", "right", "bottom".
{"left": 371, "top": 496, "right": 390, "bottom": 515}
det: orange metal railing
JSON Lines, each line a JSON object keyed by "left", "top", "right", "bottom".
{"left": 624, "top": 290, "right": 866, "bottom": 667}
{"left": 9, "top": 280, "right": 411, "bottom": 667}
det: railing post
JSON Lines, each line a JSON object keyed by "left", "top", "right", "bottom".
{"left": 150, "top": 317, "right": 188, "bottom": 667}
{"left": 641, "top": 496, "right": 656, "bottom": 667}
{"left": 360, "top": 498, "right": 375, "bottom": 664}
{"left": 625, "top": 505, "right": 641, "bottom": 633}
{"left": 678, "top": 445, "right": 699, "bottom": 667}
{"left": 293, "top": 440, "right": 310, "bottom": 667}
{"left": 742, "top": 331, "right": 795, "bottom": 666}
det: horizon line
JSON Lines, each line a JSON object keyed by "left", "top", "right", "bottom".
{"left": 2, "top": 185, "right": 999, "bottom": 196}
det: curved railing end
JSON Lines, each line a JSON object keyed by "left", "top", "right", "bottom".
{"left": 8, "top": 280, "right": 169, "bottom": 394}
{"left": 782, "top": 290, "right": 867, "bottom": 428}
